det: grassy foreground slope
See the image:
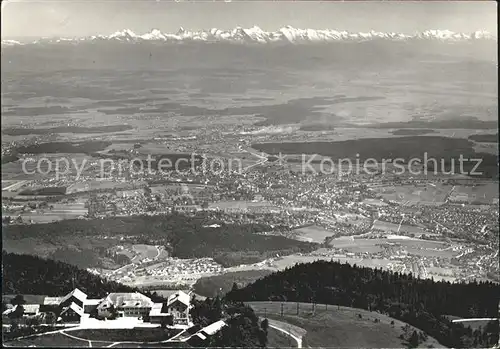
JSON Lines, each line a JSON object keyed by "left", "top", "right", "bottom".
{"left": 3, "top": 333, "right": 88, "bottom": 347}
{"left": 250, "top": 301, "right": 443, "bottom": 348}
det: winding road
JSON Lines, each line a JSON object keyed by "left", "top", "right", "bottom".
{"left": 265, "top": 318, "right": 307, "bottom": 348}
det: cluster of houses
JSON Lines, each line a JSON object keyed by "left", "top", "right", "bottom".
{"left": 3, "top": 288, "right": 192, "bottom": 328}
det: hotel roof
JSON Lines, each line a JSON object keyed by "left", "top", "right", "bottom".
{"left": 23, "top": 304, "right": 40, "bottom": 314}
{"left": 167, "top": 291, "right": 190, "bottom": 307}
{"left": 202, "top": 320, "right": 227, "bottom": 336}
{"left": 149, "top": 302, "right": 172, "bottom": 317}
{"left": 2, "top": 305, "right": 18, "bottom": 316}
{"left": 60, "top": 302, "right": 84, "bottom": 317}
{"left": 59, "top": 288, "right": 87, "bottom": 305}
{"left": 106, "top": 292, "right": 153, "bottom": 308}
{"left": 44, "top": 297, "right": 64, "bottom": 305}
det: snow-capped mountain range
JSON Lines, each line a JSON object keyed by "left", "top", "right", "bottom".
{"left": 2, "top": 26, "right": 496, "bottom": 46}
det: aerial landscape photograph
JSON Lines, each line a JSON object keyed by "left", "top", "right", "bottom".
{"left": 1, "top": 0, "right": 499, "bottom": 347}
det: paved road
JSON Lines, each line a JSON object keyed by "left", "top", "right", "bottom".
{"left": 262, "top": 318, "right": 307, "bottom": 348}
{"left": 269, "top": 323, "right": 303, "bottom": 348}
{"left": 452, "top": 318, "right": 498, "bottom": 323}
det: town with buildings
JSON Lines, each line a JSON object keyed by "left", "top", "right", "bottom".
{"left": 2, "top": 133, "right": 498, "bottom": 287}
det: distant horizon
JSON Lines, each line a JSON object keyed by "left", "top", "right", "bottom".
{"left": 2, "top": 26, "right": 498, "bottom": 41}
{"left": 1, "top": 1, "right": 497, "bottom": 39}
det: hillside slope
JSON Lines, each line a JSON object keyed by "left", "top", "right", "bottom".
{"left": 2, "top": 251, "right": 136, "bottom": 298}
{"left": 3, "top": 215, "right": 317, "bottom": 268}
{"left": 193, "top": 270, "right": 274, "bottom": 298}
{"left": 226, "top": 260, "right": 499, "bottom": 348}
{"left": 250, "top": 301, "right": 444, "bottom": 348}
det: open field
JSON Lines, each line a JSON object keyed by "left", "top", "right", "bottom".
{"left": 25, "top": 201, "right": 88, "bottom": 221}
{"left": 67, "top": 328, "right": 181, "bottom": 342}
{"left": 4, "top": 332, "right": 89, "bottom": 347}
{"left": 372, "top": 220, "right": 428, "bottom": 235}
{"left": 328, "top": 237, "right": 385, "bottom": 253}
{"left": 151, "top": 289, "right": 190, "bottom": 298}
{"left": 67, "top": 180, "right": 147, "bottom": 194}
{"left": 372, "top": 182, "right": 499, "bottom": 205}
{"left": 208, "top": 200, "right": 279, "bottom": 212}
{"left": 328, "top": 236, "right": 453, "bottom": 258}
{"left": 132, "top": 244, "right": 161, "bottom": 260}
{"left": 449, "top": 182, "right": 499, "bottom": 204}
{"left": 3, "top": 197, "right": 89, "bottom": 224}
{"left": 3, "top": 329, "right": 187, "bottom": 348}
{"left": 292, "top": 225, "right": 336, "bottom": 243}
{"left": 249, "top": 301, "right": 445, "bottom": 348}
{"left": 362, "top": 198, "right": 389, "bottom": 206}
{"left": 6, "top": 212, "right": 84, "bottom": 224}
{"left": 372, "top": 183, "right": 450, "bottom": 204}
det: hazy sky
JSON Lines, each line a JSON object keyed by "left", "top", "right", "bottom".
{"left": 1, "top": 0, "right": 497, "bottom": 38}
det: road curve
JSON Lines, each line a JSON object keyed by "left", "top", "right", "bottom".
{"left": 266, "top": 318, "right": 306, "bottom": 348}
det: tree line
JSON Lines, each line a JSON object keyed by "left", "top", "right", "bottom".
{"left": 3, "top": 214, "right": 317, "bottom": 268}
{"left": 190, "top": 296, "right": 268, "bottom": 347}
{"left": 226, "top": 260, "right": 500, "bottom": 348}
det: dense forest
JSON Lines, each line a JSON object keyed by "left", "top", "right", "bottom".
{"left": 468, "top": 133, "right": 498, "bottom": 143}
{"left": 365, "top": 119, "right": 498, "bottom": 130}
{"left": 3, "top": 214, "right": 317, "bottom": 268}
{"left": 2, "top": 252, "right": 136, "bottom": 298}
{"left": 390, "top": 129, "right": 437, "bottom": 136}
{"left": 226, "top": 260, "right": 500, "bottom": 348}
{"left": 299, "top": 124, "right": 336, "bottom": 131}
{"left": 90, "top": 152, "right": 204, "bottom": 171}
{"left": 193, "top": 270, "right": 273, "bottom": 298}
{"left": 190, "top": 296, "right": 268, "bottom": 348}
{"left": 1, "top": 153, "right": 19, "bottom": 164}
{"left": 253, "top": 136, "right": 499, "bottom": 178}
{"left": 16, "top": 141, "right": 112, "bottom": 154}
{"left": 253, "top": 136, "right": 475, "bottom": 161}
{"left": 2, "top": 125, "right": 133, "bottom": 136}
{"left": 18, "top": 186, "right": 68, "bottom": 196}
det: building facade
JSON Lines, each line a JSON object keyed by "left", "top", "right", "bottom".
{"left": 2, "top": 289, "right": 192, "bottom": 328}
